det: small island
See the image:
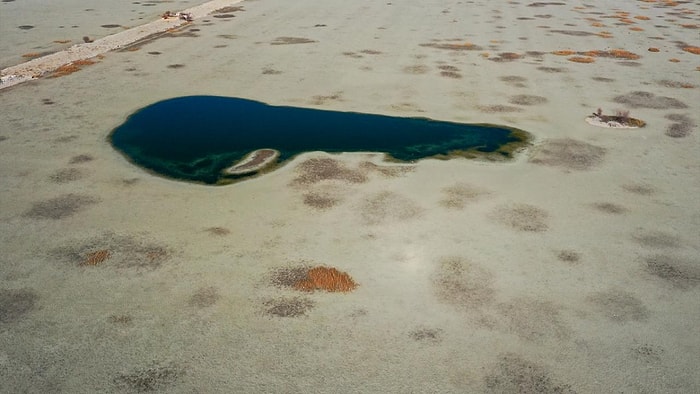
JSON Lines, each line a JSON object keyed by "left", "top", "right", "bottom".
{"left": 223, "top": 149, "right": 280, "bottom": 175}
{"left": 585, "top": 108, "right": 646, "bottom": 129}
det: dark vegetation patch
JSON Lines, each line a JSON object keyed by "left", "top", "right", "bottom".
{"left": 270, "top": 37, "right": 317, "bottom": 45}
{"left": 508, "top": 94, "right": 548, "bottom": 105}
{"left": 499, "top": 75, "right": 528, "bottom": 86}
{"left": 214, "top": 6, "right": 244, "bottom": 13}
{"left": 108, "top": 314, "right": 133, "bottom": 325}
{"left": 550, "top": 29, "right": 596, "bottom": 36}
{"left": 432, "top": 256, "right": 494, "bottom": 309}
{"left": 645, "top": 254, "right": 699, "bottom": 289}
{"left": 496, "top": 298, "right": 570, "bottom": 342}
{"left": 556, "top": 249, "right": 581, "bottom": 263}
{"left": 633, "top": 344, "right": 664, "bottom": 360}
{"left": 592, "top": 76, "right": 614, "bottom": 82}
{"left": 342, "top": 51, "right": 363, "bottom": 59}
{"left": 438, "top": 65, "right": 462, "bottom": 78}
{"left": 114, "top": 363, "right": 184, "bottom": 392}
{"left": 263, "top": 297, "right": 315, "bottom": 317}
{"left": 147, "top": 51, "right": 161, "bottom": 55}
{"left": 489, "top": 52, "right": 523, "bottom": 62}
{"left": 622, "top": 183, "right": 656, "bottom": 195}
{"left": 18, "top": 25, "right": 35, "bottom": 30}
{"left": 633, "top": 231, "right": 680, "bottom": 249}
{"left": 477, "top": 104, "right": 523, "bottom": 113}
{"left": 439, "top": 182, "right": 489, "bottom": 209}
{"left": 403, "top": 64, "right": 429, "bottom": 74}
{"left": 408, "top": 327, "right": 443, "bottom": 343}
{"left": 101, "top": 24, "right": 122, "bottom": 28}
{"left": 188, "top": 286, "right": 220, "bottom": 308}
{"left": 0, "top": 136, "right": 7, "bottom": 142}
{"left": 664, "top": 113, "right": 695, "bottom": 138}
{"left": 204, "top": 227, "right": 230, "bottom": 236}
{"left": 529, "top": 138, "right": 606, "bottom": 170}
{"left": 587, "top": 289, "right": 649, "bottom": 322}
{"left": 590, "top": 202, "right": 628, "bottom": 214}
{"left": 213, "top": 14, "right": 236, "bottom": 18}
{"left": 51, "top": 232, "right": 171, "bottom": 270}
{"left": 0, "top": 288, "right": 38, "bottom": 324}
{"left": 612, "top": 91, "right": 688, "bottom": 109}
{"left": 420, "top": 42, "right": 484, "bottom": 51}
{"left": 291, "top": 158, "right": 367, "bottom": 186}
{"left": 616, "top": 61, "right": 642, "bottom": 67}
{"left": 262, "top": 67, "right": 282, "bottom": 75}
{"left": 23, "top": 194, "right": 99, "bottom": 220}
{"left": 360, "top": 191, "right": 423, "bottom": 225}
{"left": 537, "top": 66, "right": 567, "bottom": 73}
{"left": 42, "top": 98, "right": 55, "bottom": 105}
{"left": 492, "top": 203, "right": 549, "bottom": 232}
{"left": 69, "top": 154, "right": 94, "bottom": 164}
{"left": 527, "top": 2, "right": 566, "bottom": 6}
{"left": 484, "top": 353, "right": 575, "bottom": 393}
{"left": 303, "top": 192, "right": 340, "bottom": 210}
{"left": 360, "top": 49, "right": 382, "bottom": 55}
{"left": 166, "top": 64, "right": 185, "bottom": 69}
{"left": 269, "top": 266, "right": 311, "bottom": 289}
{"left": 657, "top": 80, "right": 696, "bottom": 89}
{"left": 309, "top": 93, "right": 343, "bottom": 105}
{"left": 49, "top": 168, "right": 85, "bottom": 183}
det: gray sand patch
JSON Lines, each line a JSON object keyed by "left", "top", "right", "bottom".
{"left": 508, "top": 94, "right": 548, "bottom": 105}
{"left": 113, "top": 362, "right": 184, "bottom": 392}
{"left": 587, "top": 289, "right": 650, "bottom": 322}
{"left": 492, "top": 203, "right": 549, "bottom": 232}
{"left": 23, "top": 193, "right": 99, "bottom": 220}
{"left": 644, "top": 255, "right": 699, "bottom": 289}
{"left": 263, "top": 296, "right": 315, "bottom": 317}
{"left": 439, "top": 182, "right": 489, "bottom": 209}
{"left": 51, "top": 232, "right": 172, "bottom": 270}
{"left": 529, "top": 138, "right": 606, "bottom": 171}
{"left": 360, "top": 191, "right": 423, "bottom": 225}
{"left": 291, "top": 157, "right": 367, "bottom": 186}
{"left": 496, "top": 298, "right": 570, "bottom": 342}
{"left": 484, "top": 353, "right": 575, "bottom": 393}
{"left": 632, "top": 231, "right": 681, "bottom": 249}
{"left": 612, "top": 91, "right": 688, "bottom": 109}
{"left": 0, "top": 288, "right": 38, "bottom": 324}
{"left": 432, "top": 256, "right": 494, "bottom": 309}
{"left": 590, "top": 202, "right": 628, "bottom": 215}
{"left": 303, "top": 192, "right": 341, "bottom": 210}
{"left": 48, "top": 167, "right": 85, "bottom": 183}
{"left": 556, "top": 249, "right": 581, "bottom": 264}
{"left": 188, "top": 286, "right": 220, "bottom": 308}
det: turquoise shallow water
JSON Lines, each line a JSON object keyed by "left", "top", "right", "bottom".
{"left": 110, "top": 96, "right": 528, "bottom": 184}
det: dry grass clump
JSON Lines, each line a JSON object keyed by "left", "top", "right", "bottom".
{"left": 492, "top": 203, "right": 549, "bottom": 232}
{"left": 114, "top": 363, "right": 184, "bottom": 392}
{"left": 484, "top": 353, "right": 575, "bottom": 393}
{"left": 508, "top": 94, "right": 548, "bottom": 105}
{"left": 568, "top": 56, "right": 596, "bottom": 63}
{"left": 529, "top": 138, "right": 606, "bottom": 170}
{"left": 48, "top": 168, "right": 85, "bottom": 183}
{"left": 50, "top": 59, "right": 96, "bottom": 78}
{"left": 613, "top": 91, "right": 688, "bottom": 109}
{"left": 303, "top": 192, "right": 340, "bottom": 210}
{"left": 645, "top": 254, "right": 699, "bottom": 289}
{"left": 292, "top": 158, "right": 367, "bottom": 185}
{"left": 664, "top": 113, "right": 695, "bottom": 138}
{"left": 432, "top": 256, "right": 494, "bottom": 309}
{"left": 293, "top": 266, "right": 358, "bottom": 293}
{"left": 23, "top": 193, "right": 99, "bottom": 220}
{"left": 682, "top": 46, "right": 700, "bottom": 54}
{"left": 21, "top": 52, "right": 43, "bottom": 58}
{"left": 587, "top": 289, "right": 649, "bottom": 322}
{"left": 263, "top": 297, "right": 315, "bottom": 317}
{"left": 80, "top": 249, "right": 110, "bottom": 266}
{"left": 0, "top": 288, "right": 38, "bottom": 323}
{"left": 648, "top": 47, "right": 660, "bottom": 52}
{"left": 360, "top": 191, "right": 423, "bottom": 224}
{"left": 188, "top": 286, "right": 220, "bottom": 308}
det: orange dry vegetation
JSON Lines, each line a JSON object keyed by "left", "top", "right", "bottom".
{"left": 21, "top": 52, "right": 42, "bottom": 58}
{"left": 629, "top": 27, "right": 645, "bottom": 31}
{"left": 682, "top": 46, "right": 700, "bottom": 55}
{"left": 82, "top": 250, "right": 110, "bottom": 266}
{"left": 552, "top": 50, "right": 575, "bottom": 56}
{"left": 293, "top": 266, "right": 358, "bottom": 292}
{"left": 634, "top": 15, "right": 650, "bottom": 20}
{"left": 50, "top": 59, "right": 96, "bottom": 77}
{"left": 609, "top": 49, "right": 640, "bottom": 59}
{"left": 669, "top": 58, "right": 680, "bottom": 62}
{"left": 648, "top": 47, "right": 660, "bottom": 52}
{"left": 53, "top": 39, "right": 72, "bottom": 44}
{"left": 568, "top": 56, "right": 595, "bottom": 63}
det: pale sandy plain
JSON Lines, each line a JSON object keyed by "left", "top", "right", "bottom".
{"left": 1, "top": 0, "right": 699, "bottom": 392}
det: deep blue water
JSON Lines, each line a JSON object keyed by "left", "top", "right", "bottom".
{"left": 110, "top": 96, "right": 529, "bottom": 184}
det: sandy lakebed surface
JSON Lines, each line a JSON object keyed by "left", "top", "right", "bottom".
{"left": 1, "top": 0, "right": 699, "bottom": 392}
